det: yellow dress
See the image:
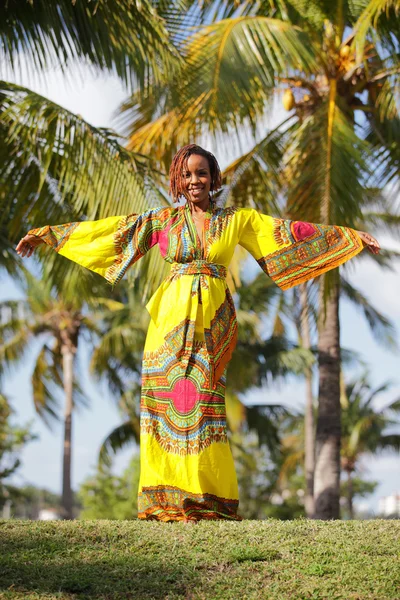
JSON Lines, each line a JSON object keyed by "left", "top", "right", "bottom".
{"left": 29, "top": 200, "right": 364, "bottom": 521}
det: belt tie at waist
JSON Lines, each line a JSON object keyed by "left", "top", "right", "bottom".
{"left": 169, "top": 260, "right": 227, "bottom": 280}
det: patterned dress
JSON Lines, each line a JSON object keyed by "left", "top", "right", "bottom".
{"left": 29, "top": 200, "right": 364, "bottom": 521}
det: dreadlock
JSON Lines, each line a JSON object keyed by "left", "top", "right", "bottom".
{"left": 168, "top": 144, "right": 222, "bottom": 203}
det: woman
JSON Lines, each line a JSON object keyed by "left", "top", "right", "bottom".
{"left": 16, "top": 144, "right": 380, "bottom": 522}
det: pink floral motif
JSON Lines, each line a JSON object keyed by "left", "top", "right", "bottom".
{"left": 155, "top": 378, "right": 217, "bottom": 415}
{"left": 291, "top": 221, "right": 317, "bottom": 241}
{"left": 155, "top": 222, "right": 171, "bottom": 257}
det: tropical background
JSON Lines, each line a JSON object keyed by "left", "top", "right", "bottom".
{"left": 1, "top": 0, "right": 399, "bottom": 522}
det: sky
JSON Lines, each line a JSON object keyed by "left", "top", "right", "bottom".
{"left": 2, "top": 63, "right": 400, "bottom": 516}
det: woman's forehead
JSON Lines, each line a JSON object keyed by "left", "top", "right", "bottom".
{"left": 184, "top": 154, "right": 209, "bottom": 170}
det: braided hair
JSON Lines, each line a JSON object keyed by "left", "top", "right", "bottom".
{"left": 168, "top": 144, "right": 222, "bottom": 204}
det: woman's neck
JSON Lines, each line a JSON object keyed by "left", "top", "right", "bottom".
{"left": 186, "top": 197, "right": 214, "bottom": 214}
{"left": 187, "top": 200, "right": 209, "bottom": 214}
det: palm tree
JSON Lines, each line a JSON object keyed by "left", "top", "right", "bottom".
{"left": 124, "top": 0, "right": 400, "bottom": 518}
{"left": 278, "top": 374, "right": 400, "bottom": 519}
{"left": 341, "top": 376, "right": 400, "bottom": 519}
{"left": 89, "top": 280, "right": 149, "bottom": 466}
{"left": 0, "top": 393, "right": 37, "bottom": 511}
{"left": 0, "top": 1, "right": 183, "bottom": 285}
{"left": 233, "top": 264, "right": 396, "bottom": 517}
{"left": 0, "top": 269, "right": 125, "bottom": 518}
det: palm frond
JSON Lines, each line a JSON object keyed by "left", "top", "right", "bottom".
{"left": 0, "top": 82, "right": 167, "bottom": 238}
{"left": 285, "top": 101, "right": 371, "bottom": 224}
{"left": 89, "top": 283, "right": 150, "bottom": 396}
{"left": 353, "top": 0, "right": 400, "bottom": 62}
{"left": 355, "top": 246, "right": 400, "bottom": 270}
{"left": 98, "top": 419, "right": 140, "bottom": 467}
{"left": 277, "top": 449, "right": 304, "bottom": 486}
{"left": 261, "top": 342, "right": 315, "bottom": 379}
{"left": 0, "top": 323, "right": 32, "bottom": 371}
{"left": 0, "top": 0, "right": 181, "bottom": 90}
{"left": 180, "top": 16, "right": 317, "bottom": 125}
{"left": 255, "top": 0, "right": 335, "bottom": 31}
{"left": 362, "top": 211, "right": 400, "bottom": 237}
{"left": 31, "top": 344, "right": 63, "bottom": 427}
{"left": 237, "top": 270, "right": 282, "bottom": 315}
{"left": 220, "top": 119, "right": 292, "bottom": 213}
{"left": 375, "top": 433, "right": 400, "bottom": 452}
{"left": 245, "top": 403, "right": 288, "bottom": 458}
{"left": 124, "top": 15, "right": 317, "bottom": 160}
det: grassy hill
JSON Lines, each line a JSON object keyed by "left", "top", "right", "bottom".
{"left": 1, "top": 519, "right": 399, "bottom": 599}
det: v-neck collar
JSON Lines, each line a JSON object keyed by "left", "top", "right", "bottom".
{"left": 184, "top": 199, "right": 216, "bottom": 258}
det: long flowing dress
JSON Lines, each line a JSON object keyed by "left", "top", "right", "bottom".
{"left": 28, "top": 200, "right": 365, "bottom": 521}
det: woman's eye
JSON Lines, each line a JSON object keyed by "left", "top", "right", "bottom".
{"left": 184, "top": 172, "right": 207, "bottom": 175}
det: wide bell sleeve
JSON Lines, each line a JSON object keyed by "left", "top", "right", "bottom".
{"left": 27, "top": 207, "right": 166, "bottom": 286}
{"left": 238, "top": 208, "right": 365, "bottom": 290}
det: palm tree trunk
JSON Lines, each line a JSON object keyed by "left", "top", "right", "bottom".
{"left": 61, "top": 347, "right": 74, "bottom": 519}
{"left": 314, "top": 279, "right": 341, "bottom": 519}
{"left": 300, "top": 283, "right": 315, "bottom": 518}
{"left": 347, "top": 470, "right": 354, "bottom": 519}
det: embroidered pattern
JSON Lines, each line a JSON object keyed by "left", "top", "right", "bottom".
{"left": 106, "top": 207, "right": 171, "bottom": 285}
{"left": 204, "top": 287, "right": 238, "bottom": 385}
{"left": 138, "top": 485, "right": 241, "bottom": 521}
{"left": 208, "top": 207, "right": 237, "bottom": 248}
{"left": 28, "top": 223, "right": 79, "bottom": 251}
{"left": 260, "top": 223, "right": 363, "bottom": 290}
{"left": 273, "top": 218, "right": 318, "bottom": 246}
{"left": 141, "top": 340, "right": 228, "bottom": 456}
{"left": 164, "top": 317, "right": 196, "bottom": 359}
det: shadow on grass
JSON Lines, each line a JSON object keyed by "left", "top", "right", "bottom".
{"left": 0, "top": 526, "right": 197, "bottom": 599}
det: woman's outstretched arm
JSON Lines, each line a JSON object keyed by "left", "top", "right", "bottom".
{"left": 15, "top": 207, "right": 169, "bottom": 285}
{"left": 237, "top": 208, "right": 381, "bottom": 291}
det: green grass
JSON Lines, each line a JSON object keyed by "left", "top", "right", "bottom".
{"left": 0, "top": 519, "right": 399, "bottom": 599}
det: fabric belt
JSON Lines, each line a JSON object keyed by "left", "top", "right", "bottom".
{"left": 169, "top": 260, "right": 227, "bottom": 280}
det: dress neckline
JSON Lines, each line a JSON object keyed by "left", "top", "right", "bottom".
{"left": 183, "top": 198, "right": 216, "bottom": 215}
{"left": 183, "top": 199, "right": 215, "bottom": 257}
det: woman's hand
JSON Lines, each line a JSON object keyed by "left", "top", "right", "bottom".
{"left": 356, "top": 230, "right": 381, "bottom": 255}
{"left": 16, "top": 234, "right": 44, "bottom": 258}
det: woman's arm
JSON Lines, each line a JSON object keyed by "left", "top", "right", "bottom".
{"left": 237, "top": 208, "right": 380, "bottom": 291}
{"left": 15, "top": 207, "right": 169, "bottom": 285}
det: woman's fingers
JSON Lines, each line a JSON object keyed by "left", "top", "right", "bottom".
{"left": 358, "top": 231, "right": 380, "bottom": 254}
{"left": 15, "top": 239, "right": 25, "bottom": 254}
{"left": 16, "top": 234, "right": 42, "bottom": 258}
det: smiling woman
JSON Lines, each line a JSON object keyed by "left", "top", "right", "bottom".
{"left": 16, "top": 144, "right": 379, "bottom": 522}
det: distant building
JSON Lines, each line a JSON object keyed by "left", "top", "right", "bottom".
{"left": 378, "top": 492, "right": 400, "bottom": 517}
{"left": 38, "top": 508, "right": 63, "bottom": 521}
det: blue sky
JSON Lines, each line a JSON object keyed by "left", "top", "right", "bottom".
{"left": 3, "top": 63, "right": 400, "bottom": 515}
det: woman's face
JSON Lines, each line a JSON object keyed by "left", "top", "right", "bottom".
{"left": 183, "top": 154, "right": 212, "bottom": 204}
